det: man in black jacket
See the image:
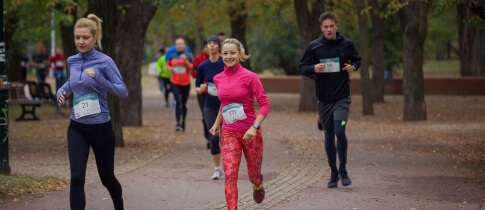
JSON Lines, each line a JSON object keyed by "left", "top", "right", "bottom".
{"left": 300, "top": 12, "right": 361, "bottom": 188}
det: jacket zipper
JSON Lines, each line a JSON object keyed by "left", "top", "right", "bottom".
{"left": 80, "top": 54, "right": 85, "bottom": 81}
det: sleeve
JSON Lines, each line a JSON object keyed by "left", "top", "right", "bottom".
{"left": 186, "top": 53, "right": 194, "bottom": 71}
{"left": 349, "top": 42, "right": 362, "bottom": 71}
{"left": 300, "top": 43, "right": 317, "bottom": 77}
{"left": 156, "top": 56, "right": 165, "bottom": 75}
{"left": 166, "top": 55, "right": 173, "bottom": 68}
{"left": 250, "top": 74, "right": 271, "bottom": 117}
{"left": 195, "top": 63, "right": 205, "bottom": 88}
{"left": 92, "top": 57, "right": 128, "bottom": 99}
{"left": 56, "top": 79, "right": 72, "bottom": 101}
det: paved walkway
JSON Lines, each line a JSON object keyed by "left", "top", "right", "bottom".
{"left": 3, "top": 92, "right": 484, "bottom": 210}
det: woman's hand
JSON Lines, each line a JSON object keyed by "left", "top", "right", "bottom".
{"left": 200, "top": 83, "right": 207, "bottom": 92}
{"left": 58, "top": 92, "right": 66, "bottom": 106}
{"left": 84, "top": 68, "right": 96, "bottom": 77}
{"left": 243, "top": 126, "right": 257, "bottom": 141}
{"left": 209, "top": 124, "right": 220, "bottom": 136}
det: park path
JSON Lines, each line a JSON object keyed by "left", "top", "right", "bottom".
{"left": 3, "top": 91, "right": 484, "bottom": 210}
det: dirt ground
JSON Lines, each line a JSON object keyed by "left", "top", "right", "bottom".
{"left": 1, "top": 87, "right": 484, "bottom": 209}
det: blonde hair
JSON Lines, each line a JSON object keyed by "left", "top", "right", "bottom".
{"left": 221, "top": 38, "right": 250, "bottom": 61}
{"left": 74, "top": 14, "right": 103, "bottom": 50}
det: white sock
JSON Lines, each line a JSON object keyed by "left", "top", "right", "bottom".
{"left": 215, "top": 166, "right": 221, "bottom": 170}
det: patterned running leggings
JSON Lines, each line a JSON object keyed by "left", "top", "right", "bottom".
{"left": 221, "top": 129, "right": 264, "bottom": 210}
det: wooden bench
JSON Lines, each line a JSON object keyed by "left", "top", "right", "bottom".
{"left": 8, "top": 81, "right": 58, "bottom": 121}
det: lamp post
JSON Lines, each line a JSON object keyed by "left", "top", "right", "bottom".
{"left": 0, "top": 0, "right": 11, "bottom": 175}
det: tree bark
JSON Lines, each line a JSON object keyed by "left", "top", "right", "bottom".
{"left": 370, "top": 0, "right": 385, "bottom": 102}
{"left": 458, "top": 3, "right": 485, "bottom": 76}
{"left": 4, "top": 6, "right": 23, "bottom": 82}
{"left": 398, "top": 0, "right": 428, "bottom": 121}
{"left": 115, "top": 1, "right": 157, "bottom": 126}
{"left": 86, "top": 0, "right": 124, "bottom": 146}
{"left": 229, "top": 1, "right": 251, "bottom": 70}
{"left": 294, "top": 0, "right": 324, "bottom": 112}
{"left": 355, "top": 0, "right": 374, "bottom": 115}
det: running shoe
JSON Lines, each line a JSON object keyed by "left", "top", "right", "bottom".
{"left": 175, "top": 124, "right": 183, "bottom": 132}
{"left": 181, "top": 121, "right": 186, "bottom": 132}
{"left": 339, "top": 169, "right": 352, "bottom": 186}
{"left": 211, "top": 168, "right": 222, "bottom": 180}
{"left": 327, "top": 172, "right": 339, "bottom": 188}
{"left": 253, "top": 184, "right": 265, "bottom": 203}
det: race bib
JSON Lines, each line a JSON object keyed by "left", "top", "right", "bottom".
{"left": 73, "top": 93, "right": 101, "bottom": 119}
{"left": 222, "top": 103, "right": 247, "bottom": 124}
{"left": 207, "top": 82, "right": 218, "bottom": 96}
{"left": 55, "top": 61, "right": 63, "bottom": 67}
{"left": 37, "top": 63, "right": 46, "bottom": 69}
{"left": 173, "top": 66, "right": 187, "bottom": 74}
{"left": 320, "top": 58, "right": 340, "bottom": 73}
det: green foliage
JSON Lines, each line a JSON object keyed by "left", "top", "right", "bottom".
{"left": 247, "top": 0, "right": 300, "bottom": 74}
{"left": 5, "top": 0, "right": 78, "bottom": 51}
{"left": 426, "top": 4, "right": 458, "bottom": 60}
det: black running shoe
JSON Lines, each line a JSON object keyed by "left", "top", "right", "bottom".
{"left": 181, "top": 121, "right": 186, "bottom": 132}
{"left": 327, "top": 172, "right": 339, "bottom": 188}
{"left": 339, "top": 169, "right": 352, "bottom": 186}
{"left": 175, "top": 123, "right": 183, "bottom": 132}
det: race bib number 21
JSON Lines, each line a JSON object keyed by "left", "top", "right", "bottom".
{"left": 73, "top": 93, "right": 101, "bottom": 119}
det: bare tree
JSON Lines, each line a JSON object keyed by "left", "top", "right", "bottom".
{"left": 294, "top": 0, "right": 325, "bottom": 112}
{"left": 398, "top": 0, "right": 428, "bottom": 121}
{"left": 355, "top": 0, "right": 374, "bottom": 115}
{"left": 458, "top": 2, "right": 485, "bottom": 76}
{"left": 370, "top": 0, "right": 386, "bottom": 102}
{"left": 229, "top": 0, "right": 251, "bottom": 70}
{"left": 86, "top": 0, "right": 124, "bottom": 146}
{"left": 115, "top": 1, "right": 157, "bottom": 126}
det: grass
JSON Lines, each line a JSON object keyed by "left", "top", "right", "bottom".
{"left": 0, "top": 174, "right": 68, "bottom": 197}
{"left": 391, "top": 59, "right": 460, "bottom": 77}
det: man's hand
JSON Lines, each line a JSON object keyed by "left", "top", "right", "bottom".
{"left": 314, "top": 63, "right": 326, "bottom": 73}
{"left": 343, "top": 63, "right": 354, "bottom": 75}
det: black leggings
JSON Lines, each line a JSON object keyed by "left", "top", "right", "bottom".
{"left": 171, "top": 84, "right": 190, "bottom": 123}
{"left": 197, "top": 94, "right": 210, "bottom": 141}
{"left": 204, "top": 108, "right": 221, "bottom": 155}
{"left": 158, "top": 77, "right": 171, "bottom": 105}
{"left": 67, "top": 120, "right": 124, "bottom": 210}
{"left": 324, "top": 120, "right": 348, "bottom": 173}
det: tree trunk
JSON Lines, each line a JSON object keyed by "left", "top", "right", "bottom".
{"left": 229, "top": 1, "right": 251, "bottom": 70}
{"left": 458, "top": 3, "right": 485, "bottom": 76}
{"left": 4, "top": 6, "right": 22, "bottom": 82}
{"left": 355, "top": 0, "right": 373, "bottom": 115}
{"left": 115, "top": 1, "right": 157, "bottom": 126}
{"left": 370, "top": 0, "right": 385, "bottom": 102}
{"left": 86, "top": 0, "right": 124, "bottom": 146}
{"left": 294, "top": 0, "right": 324, "bottom": 112}
{"left": 398, "top": 0, "right": 428, "bottom": 121}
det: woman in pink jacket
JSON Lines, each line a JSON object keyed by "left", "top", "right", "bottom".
{"left": 210, "top": 38, "right": 271, "bottom": 210}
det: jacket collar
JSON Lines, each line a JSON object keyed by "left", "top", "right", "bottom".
{"left": 80, "top": 48, "right": 97, "bottom": 59}
{"left": 224, "top": 63, "right": 242, "bottom": 75}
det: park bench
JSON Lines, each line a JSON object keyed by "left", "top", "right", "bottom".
{"left": 8, "top": 81, "right": 58, "bottom": 121}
